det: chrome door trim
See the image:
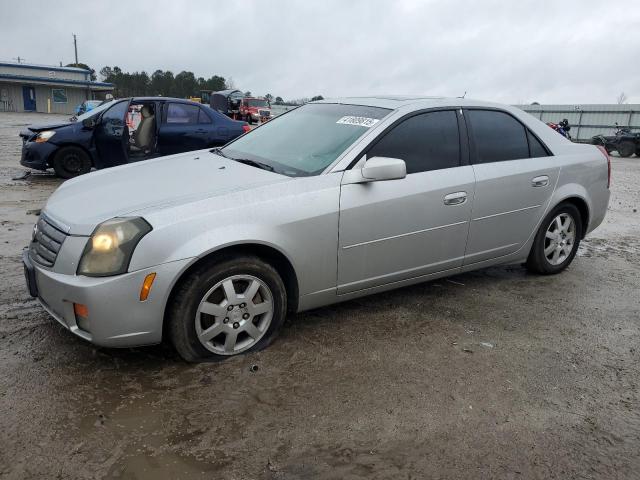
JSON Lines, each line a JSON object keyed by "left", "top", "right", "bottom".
{"left": 473, "top": 204, "right": 542, "bottom": 222}
{"left": 342, "top": 220, "right": 468, "bottom": 250}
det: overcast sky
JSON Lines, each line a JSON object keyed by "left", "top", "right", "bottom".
{"left": 1, "top": 0, "right": 639, "bottom": 103}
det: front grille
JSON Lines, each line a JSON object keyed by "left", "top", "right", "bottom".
{"left": 29, "top": 215, "right": 68, "bottom": 267}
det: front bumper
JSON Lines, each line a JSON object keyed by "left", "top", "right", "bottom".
{"left": 24, "top": 252, "right": 191, "bottom": 348}
{"left": 20, "top": 141, "right": 57, "bottom": 170}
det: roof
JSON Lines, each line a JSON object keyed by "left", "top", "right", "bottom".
{"left": 0, "top": 61, "right": 90, "bottom": 73}
{"left": 314, "top": 95, "right": 505, "bottom": 110}
{"left": 0, "top": 73, "right": 113, "bottom": 89}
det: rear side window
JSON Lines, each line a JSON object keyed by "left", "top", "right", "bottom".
{"left": 367, "top": 110, "right": 460, "bottom": 174}
{"left": 198, "top": 108, "right": 213, "bottom": 124}
{"left": 166, "top": 103, "right": 200, "bottom": 124}
{"left": 467, "top": 110, "right": 529, "bottom": 163}
{"left": 527, "top": 130, "right": 549, "bottom": 157}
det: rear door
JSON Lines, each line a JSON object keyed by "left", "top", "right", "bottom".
{"left": 158, "top": 102, "right": 211, "bottom": 154}
{"left": 93, "top": 100, "right": 130, "bottom": 168}
{"left": 338, "top": 109, "right": 475, "bottom": 294}
{"left": 463, "top": 108, "right": 559, "bottom": 265}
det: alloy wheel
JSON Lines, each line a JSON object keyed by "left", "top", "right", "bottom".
{"left": 544, "top": 213, "right": 576, "bottom": 266}
{"left": 195, "top": 274, "right": 273, "bottom": 355}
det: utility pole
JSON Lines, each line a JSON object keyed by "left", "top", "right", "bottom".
{"left": 73, "top": 34, "right": 78, "bottom": 65}
{"left": 12, "top": 56, "right": 24, "bottom": 63}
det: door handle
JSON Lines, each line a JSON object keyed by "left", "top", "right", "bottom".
{"left": 531, "top": 175, "right": 549, "bottom": 187}
{"left": 443, "top": 191, "right": 467, "bottom": 206}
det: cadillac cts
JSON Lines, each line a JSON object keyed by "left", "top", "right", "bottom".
{"left": 23, "top": 97, "right": 611, "bottom": 362}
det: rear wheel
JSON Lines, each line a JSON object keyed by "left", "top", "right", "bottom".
{"left": 52, "top": 146, "right": 91, "bottom": 178}
{"left": 168, "top": 256, "right": 287, "bottom": 362}
{"left": 526, "top": 203, "right": 582, "bottom": 275}
{"left": 617, "top": 141, "right": 635, "bottom": 158}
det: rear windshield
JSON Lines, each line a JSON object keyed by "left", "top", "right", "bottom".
{"left": 222, "top": 103, "right": 391, "bottom": 176}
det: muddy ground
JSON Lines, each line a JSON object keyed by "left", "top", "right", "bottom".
{"left": 1, "top": 112, "right": 639, "bottom": 480}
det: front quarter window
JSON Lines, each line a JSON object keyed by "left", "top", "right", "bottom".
{"left": 223, "top": 103, "right": 390, "bottom": 176}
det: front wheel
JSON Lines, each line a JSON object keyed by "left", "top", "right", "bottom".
{"left": 52, "top": 146, "right": 92, "bottom": 178}
{"left": 168, "top": 256, "right": 287, "bottom": 362}
{"left": 526, "top": 203, "right": 582, "bottom": 275}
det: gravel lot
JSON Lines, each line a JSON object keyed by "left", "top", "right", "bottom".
{"left": 1, "top": 112, "right": 639, "bottom": 480}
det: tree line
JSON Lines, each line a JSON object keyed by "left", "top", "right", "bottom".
{"left": 71, "top": 64, "right": 323, "bottom": 104}
{"left": 98, "top": 66, "right": 227, "bottom": 98}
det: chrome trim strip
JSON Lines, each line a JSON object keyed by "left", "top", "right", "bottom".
{"left": 473, "top": 204, "right": 541, "bottom": 222}
{"left": 342, "top": 220, "right": 468, "bottom": 250}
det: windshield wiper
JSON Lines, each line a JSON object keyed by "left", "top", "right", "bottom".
{"left": 210, "top": 147, "right": 229, "bottom": 159}
{"left": 232, "top": 158, "right": 275, "bottom": 172}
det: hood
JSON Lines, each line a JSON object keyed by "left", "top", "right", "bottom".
{"left": 28, "top": 122, "right": 74, "bottom": 132}
{"left": 20, "top": 122, "right": 74, "bottom": 138}
{"left": 43, "top": 150, "right": 289, "bottom": 235}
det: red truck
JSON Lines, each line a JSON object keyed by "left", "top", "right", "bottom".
{"left": 239, "top": 97, "right": 272, "bottom": 124}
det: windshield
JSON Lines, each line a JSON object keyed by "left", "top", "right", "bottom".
{"left": 75, "top": 100, "right": 116, "bottom": 121}
{"left": 247, "top": 99, "right": 269, "bottom": 108}
{"left": 222, "top": 103, "right": 390, "bottom": 176}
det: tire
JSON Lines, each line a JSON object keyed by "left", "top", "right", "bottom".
{"left": 526, "top": 203, "right": 583, "bottom": 275}
{"left": 168, "top": 255, "right": 287, "bottom": 362}
{"left": 245, "top": 114, "right": 252, "bottom": 125}
{"left": 52, "top": 146, "right": 91, "bottom": 178}
{"left": 617, "top": 141, "right": 634, "bottom": 158}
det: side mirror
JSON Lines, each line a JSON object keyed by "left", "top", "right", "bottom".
{"left": 82, "top": 117, "right": 96, "bottom": 128}
{"left": 342, "top": 156, "right": 407, "bottom": 184}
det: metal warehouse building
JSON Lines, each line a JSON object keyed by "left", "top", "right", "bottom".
{"left": 0, "top": 62, "right": 114, "bottom": 115}
{"left": 518, "top": 104, "right": 640, "bottom": 142}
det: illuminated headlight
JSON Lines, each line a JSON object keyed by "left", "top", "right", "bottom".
{"left": 78, "top": 217, "right": 152, "bottom": 276}
{"left": 35, "top": 131, "right": 56, "bottom": 143}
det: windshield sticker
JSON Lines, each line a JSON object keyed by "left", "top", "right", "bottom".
{"left": 336, "top": 116, "right": 380, "bottom": 128}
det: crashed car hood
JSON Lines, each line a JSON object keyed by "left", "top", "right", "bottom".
{"left": 24, "top": 122, "right": 73, "bottom": 133}
{"left": 43, "top": 150, "right": 289, "bottom": 235}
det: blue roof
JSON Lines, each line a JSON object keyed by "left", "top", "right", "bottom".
{"left": 0, "top": 73, "right": 113, "bottom": 88}
{"left": 0, "top": 61, "right": 90, "bottom": 74}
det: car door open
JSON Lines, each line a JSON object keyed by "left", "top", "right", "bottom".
{"left": 337, "top": 109, "right": 475, "bottom": 295}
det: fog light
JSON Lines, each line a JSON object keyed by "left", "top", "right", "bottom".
{"left": 140, "top": 273, "right": 156, "bottom": 301}
{"left": 73, "top": 303, "right": 89, "bottom": 318}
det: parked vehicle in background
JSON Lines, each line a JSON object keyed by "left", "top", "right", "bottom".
{"left": 73, "top": 99, "right": 103, "bottom": 116}
{"left": 591, "top": 123, "right": 640, "bottom": 157}
{"left": 210, "top": 89, "right": 244, "bottom": 120}
{"left": 23, "top": 97, "right": 610, "bottom": 362}
{"left": 239, "top": 97, "right": 272, "bottom": 124}
{"left": 547, "top": 119, "right": 571, "bottom": 140}
{"left": 20, "top": 97, "right": 249, "bottom": 178}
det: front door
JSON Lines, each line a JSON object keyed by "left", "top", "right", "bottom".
{"left": 463, "top": 108, "right": 560, "bottom": 265}
{"left": 22, "top": 86, "right": 36, "bottom": 111}
{"left": 93, "top": 100, "right": 130, "bottom": 169}
{"left": 338, "top": 109, "right": 475, "bottom": 294}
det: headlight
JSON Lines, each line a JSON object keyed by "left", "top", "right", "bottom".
{"left": 78, "top": 217, "right": 152, "bottom": 277}
{"left": 35, "top": 131, "right": 56, "bottom": 143}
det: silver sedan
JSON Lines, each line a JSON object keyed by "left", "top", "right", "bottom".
{"left": 23, "top": 97, "right": 611, "bottom": 361}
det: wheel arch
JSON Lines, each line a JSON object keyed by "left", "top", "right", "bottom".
{"left": 555, "top": 195, "right": 590, "bottom": 239}
{"left": 162, "top": 242, "right": 299, "bottom": 341}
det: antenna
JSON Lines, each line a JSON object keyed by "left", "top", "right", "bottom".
{"left": 462, "top": 91, "right": 467, "bottom": 99}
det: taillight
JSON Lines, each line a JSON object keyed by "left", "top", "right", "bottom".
{"left": 242, "top": 124, "right": 251, "bottom": 133}
{"left": 596, "top": 145, "right": 611, "bottom": 188}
